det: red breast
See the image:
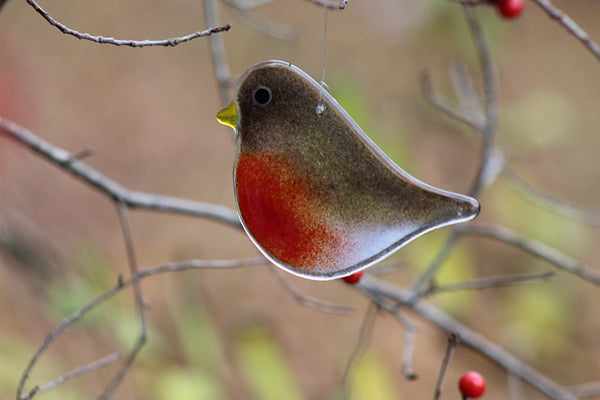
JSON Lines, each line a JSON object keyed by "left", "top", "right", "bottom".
{"left": 235, "top": 151, "right": 352, "bottom": 273}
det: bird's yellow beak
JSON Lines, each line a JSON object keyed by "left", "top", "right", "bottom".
{"left": 216, "top": 101, "right": 238, "bottom": 129}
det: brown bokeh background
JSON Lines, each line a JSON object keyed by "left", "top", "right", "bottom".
{"left": 0, "top": 0, "right": 599, "bottom": 399}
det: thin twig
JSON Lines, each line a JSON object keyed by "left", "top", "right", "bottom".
{"left": 303, "top": 0, "right": 348, "bottom": 10}
{"left": 21, "top": 352, "right": 123, "bottom": 400}
{"left": 204, "top": 0, "right": 234, "bottom": 107}
{"left": 341, "top": 303, "right": 378, "bottom": 397}
{"left": 16, "top": 257, "right": 263, "bottom": 399}
{"left": 0, "top": 117, "right": 241, "bottom": 228}
{"left": 463, "top": 4, "right": 498, "bottom": 198}
{"left": 425, "top": 271, "right": 555, "bottom": 295}
{"left": 421, "top": 70, "right": 484, "bottom": 131}
{"left": 395, "top": 313, "right": 419, "bottom": 380}
{"left": 228, "top": 7, "right": 299, "bottom": 41}
{"left": 412, "top": 4, "right": 499, "bottom": 297}
{"left": 503, "top": 168, "right": 600, "bottom": 228}
{"left": 269, "top": 267, "right": 353, "bottom": 315}
{"left": 410, "top": 229, "right": 461, "bottom": 300}
{"left": 433, "top": 332, "right": 460, "bottom": 400}
{"left": 25, "top": 0, "right": 230, "bottom": 47}
{"left": 462, "top": 224, "right": 600, "bottom": 285}
{"left": 97, "top": 203, "right": 147, "bottom": 399}
{"left": 530, "top": 0, "right": 600, "bottom": 62}
{"left": 221, "top": 0, "right": 279, "bottom": 12}
{"left": 508, "top": 373, "right": 528, "bottom": 400}
{"left": 366, "top": 260, "right": 406, "bottom": 276}
{"left": 565, "top": 381, "right": 600, "bottom": 399}
{"left": 450, "top": 61, "right": 483, "bottom": 122}
{"left": 359, "top": 276, "right": 578, "bottom": 400}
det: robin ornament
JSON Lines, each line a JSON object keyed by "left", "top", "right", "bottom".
{"left": 217, "top": 60, "right": 480, "bottom": 280}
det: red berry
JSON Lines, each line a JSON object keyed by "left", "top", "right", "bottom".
{"left": 341, "top": 271, "right": 363, "bottom": 284}
{"left": 459, "top": 371, "right": 486, "bottom": 399}
{"left": 497, "top": 0, "right": 524, "bottom": 19}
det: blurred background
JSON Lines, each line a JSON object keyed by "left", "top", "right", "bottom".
{"left": 0, "top": 0, "right": 599, "bottom": 399}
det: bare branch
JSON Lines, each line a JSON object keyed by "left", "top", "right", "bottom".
{"left": 269, "top": 266, "right": 353, "bottom": 315}
{"left": 432, "top": 332, "right": 460, "bottom": 400}
{"left": 565, "top": 382, "right": 600, "bottom": 399}
{"left": 508, "top": 374, "right": 528, "bottom": 400}
{"left": 21, "top": 352, "right": 123, "bottom": 400}
{"left": 396, "top": 314, "right": 419, "bottom": 380}
{"left": 303, "top": 0, "right": 348, "bottom": 10}
{"left": 204, "top": 0, "right": 235, "bottom": 107}
{"left": 426, "top": 271, "right": 555, "bottom": 295}
{"left": 341, "top": 303, "right": 378, "bottom": 396}
{"left": 410, "top": 229, "right": 462, "bottom": 299}
{"left": 449, "top": 61, "right": 483, "bottom": 121}
{"left": 16, "top": 257, "right": 263, "bottom": 399}
{"left": 503, "top": 168, "right": 600, "bottom": 228}
{"left": 530, "top": 0, "right": 600, "bottom": 62}
{"left": 413, "top": 5, "right": 499, "bottom": 296}
{"left": 233, "top": 10, "right": 299, "bottom": 41}
{"left": 97, "top": 203, "right": 147, "bottom": 400}
{"left": 421, "top": 70, "right": 484, "bottom": 131}
{"left": 463, "top": 224, "right": 600, "bottom": 285}
{"left": 0, "top": 117, "right": 241, "bottom": 228}
{"left": 462, "top": 4, "right": 499, "bottom": 198}
{"left": 25, "top": 0, "right": 230, "bottom": 47}
{"left": 221, "top": 0, "right": 280, "bottom": 12}
{"left": 359, "top": 276, "right": 578, "bottom": 400}
{"left": 223, "top": 1, "right": 299, "bottom": 41}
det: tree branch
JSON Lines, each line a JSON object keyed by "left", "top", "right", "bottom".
{"left": 0, "top": 117, "right": 241, "bottom": 228}
{"left": 25, "top": 0, "right": 230, "bottom": 47}
{"left": 16, "top": 257, "right": 265, "bottom": 399}
{"left": 303, "top": 0, "right": 348, "bottom": 10}
{"left": 360, "top": 276, "right": 578, "bottom": 400}
{"left": 530, "top": 0, "right": 600, "bottom": 62}
{"left": 462, "top": 224, "right": 600, "bottom": 285}
{"left": 21, "top": 352, "right": 123, "bottom": 400}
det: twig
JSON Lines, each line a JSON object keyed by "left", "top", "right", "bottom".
{"left": 433, "top": 332, "right": 460, "bottom": 400}
{"left": 269, "top": 267, "right": 353, "bottom": 315}
{"left": 367, "top": 260, "right": 406, "bottom": 276}
{"left": 449, "top": 61, "right": 483, "bottom": 122}
{"left": 0, "top": 117, "right": 241, "bottom": 228}
{"left": 21, "top": 352, "right": 123, "bottom": 400}
{"left": 16, "top": 257, "right": 263, "bottom": 400}
{"left": 425, "top": 271, "right": 555, "bottom": 295}
{"left": 395, "top": 313, "right": 419, "bottom": 380}
{"left": 25, "top": 0, "right": 230, "bottom": 47}
{"left": 508, "top": 374, "right": 528, "bottom": 400}
{"left": 462, "top": 224, "right": 600, "bottom": 285}
{"left": 530, "top": 0, "right": 600, "bottom": 62}
{"left": 410, "top": 229, "right": 462, "bottom": 299}
{"left": 303, "top": 0, "right": 348, "bottom": 10}
{"left": 204, "top": 0, "right": 234, "bottom": 107}
{"left": 221, "top": 0, "right": 279, "bottom": 12}
{"left": 412, "top": 4, "right": 499, "bottom": 296}
{"left": 503, "top": 168, "right": 600, "bottom": 228}
{"left": 565, "top": 381, "right": 600, "bottom": 399}
{"left": 359, "top": 276, "right": 578, "bottom": 400}
{"left": 226, "top": 6, "right": 299, "bottom": 41}
{"left": 421, "top": 70, "right": 484, "bottom": 131}
{"left": 341, "top": 303, "right": 378, "bottom": 397}
{"left": 462, "top": 4, "right": 498, "bottom": 198}
{"left": 355, "top": 289, "right": 419, "bottom": 380}
{"left": 97, "top": 203, "right": 147, "bottom": 399}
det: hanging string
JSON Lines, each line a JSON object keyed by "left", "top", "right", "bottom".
{"left": 316, "top": 6, "right": 328, "bottom": 115}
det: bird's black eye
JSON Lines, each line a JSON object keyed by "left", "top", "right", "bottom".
{"left": 253, "top": 86, "right": 272, "bottom": 107}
